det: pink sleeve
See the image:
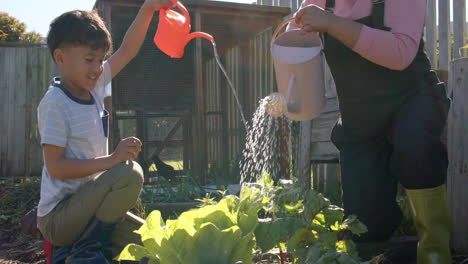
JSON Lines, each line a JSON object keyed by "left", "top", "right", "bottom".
{"left": 352, "top": 0, "right": 426, "bottom": 70}
{"left": 286, "top": 0, "right": 325, "bottom": 31}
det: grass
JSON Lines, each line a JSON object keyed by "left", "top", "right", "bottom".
{"left": 148, "top": 160, "right": 184, "bottom": 171}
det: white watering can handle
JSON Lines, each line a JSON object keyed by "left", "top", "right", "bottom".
{"left": 271, "top": 18, "right": 296, "bottom": 47}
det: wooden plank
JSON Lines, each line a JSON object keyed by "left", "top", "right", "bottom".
{"left": 194, "top": 11, "right": 207, "bottom": 183}
{"left": 263, "top": 0, "right": 273, "bottom": 6}
{"left": 112, "top": 0, "right": 291, "bottom": 16}
{"left": 447, "top": 58, "right": 468, "bottom": 254}
{"left": 425, "top": 0, "right": 437, "bottom": 67}
{"left": 220, "top": 52, "right": 230, "bottom": 172}
{"left": 278, "top": 117, "right": 290, "bottom": 179}
{"left": 293, "top": 0, "right": 299, "bottom": 12}
{"left": 312, "top": 110, "right": 339, "bottom": 128}
{"left": 0, "top": 48, "right": 9, "bottom": 176}
{"left": 6, "top": 48, "right": 22, "bottom": 176}
{"left": 183, "top": 116, "right": 191, "bottom": 171}
{"left": 321, "top": 97, "right": 339, "bottom": 113}
{"left": 29, "top": 48, "right": 47, "bottom": 176}
{"left": 452, "top": 0, "right": 467, "bottom": 59}
{"left": 24, "top": 48, "right": 34, "bottom": 176}
{"left": 437, "top": 0, "right": 451, "bottom": 70}
{"left": 310, "top": 111, "right": 339, "bottom": 142}
{"left": 310, "top": 141, "right": 339, "bottom": 161}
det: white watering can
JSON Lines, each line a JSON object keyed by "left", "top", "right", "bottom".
{"left": 268, "top": 18, "right": 326, "bottom": 121}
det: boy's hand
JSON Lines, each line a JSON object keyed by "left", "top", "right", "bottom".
{"left": 143, "top": 0, "right": 176, "bottom": 12}
{"left": 112, "top": 137, "right": 142, "bottom": 164}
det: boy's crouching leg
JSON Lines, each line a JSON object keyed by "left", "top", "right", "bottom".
{"left": 95, "top": 160, "right": 144, "bottom": 223}
{"left": 36, "top": 160, "right": 144, "bottom": 254}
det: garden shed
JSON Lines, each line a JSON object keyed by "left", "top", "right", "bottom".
{"left": 93, "top": 0, "right": 290, "bottom": 183}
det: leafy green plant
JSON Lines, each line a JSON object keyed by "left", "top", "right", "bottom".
{"left": 141, "top": 175, "right": 205, "bottom": 204}
{"left": 253, "top": 174, "right": 368, "bottom": 264}
{"left": 116, "top": 185, "right": 269, "bottom": 264}
{"left": 119, "top": 174, "right": 368, "bottom": 264}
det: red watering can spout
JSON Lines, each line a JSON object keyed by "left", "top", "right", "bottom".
{"left": 154, "top": 1, "right": 214, "bottom": 58}
{"left": 187, "top": 32, "right": 214, "bottom": 43}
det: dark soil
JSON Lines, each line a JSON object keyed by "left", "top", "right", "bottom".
{"left": 0, "top": 229, "right": 45, "bottom": 264}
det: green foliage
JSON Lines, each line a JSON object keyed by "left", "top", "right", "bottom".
{"left": 253, "top": 174, "right": 368, "bottom": 264}
{"left": 206, "top": 156, "right": 242, "bottom": 185}
{"left": 119, "top": 174, "right": 368, "bottom": 264}
{"left": 117, "top": 185, "right": 268, "bottom": 264}
{"left": 141, "top": 175, "right": 206, "bottom": 203}
{"left": 0, "top": 178, "right": 40, "bottom": 229}
{"left": 0, "top": 12, "right": 43, "bottom": 43}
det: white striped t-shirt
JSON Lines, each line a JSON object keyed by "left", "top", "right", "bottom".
{"left": 37, "top": 61, "right": 112, "bottom": 217}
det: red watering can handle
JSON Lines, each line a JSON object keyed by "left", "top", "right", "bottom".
{"left": 175, "top": 2, "right": 191, "bottom": 32}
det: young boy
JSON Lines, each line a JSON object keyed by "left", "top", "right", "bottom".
{"left": 36, "top": 0, "right": 174, "bottom": 262}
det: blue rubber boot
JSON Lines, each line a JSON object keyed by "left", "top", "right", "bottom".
{"left": 65, "top": 218, "right": 115, "bottom": 264}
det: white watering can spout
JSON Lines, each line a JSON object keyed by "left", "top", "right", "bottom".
{"left": 268, "top": 18, "right": 326, "bottom": 121}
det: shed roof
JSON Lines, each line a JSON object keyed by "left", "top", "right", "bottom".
{"left": 95, "top": 0, "right": 291, "bottom": 51}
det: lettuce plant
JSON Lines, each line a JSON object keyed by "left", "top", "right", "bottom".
{"left": 253, "top": 177, "right": 368, "bottom": 264}
{"left": 116, "top": 186, "right": 268, "bottom": 264}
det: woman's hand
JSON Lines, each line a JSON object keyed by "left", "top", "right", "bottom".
{"left": 294, "top": 4, "right": 363, "bottom": 49}
{"left": 112, "top": 137, "right": 142, "bottom": 164}
{"left": 143, "top": 0, "right": 176, "bottom": 12}
{"left": 294, "top": 5, "right": 336, "bottom": 33}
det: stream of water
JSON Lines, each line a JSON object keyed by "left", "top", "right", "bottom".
{"left": 211, "top": 40, "right": 248, "bottom": 131}
{"left": 210, "top": 40, "right": 291, "bottom": 184}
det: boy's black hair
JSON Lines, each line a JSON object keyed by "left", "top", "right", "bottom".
{"left": 47, "top": 10, "right": 112, "bottom": 61}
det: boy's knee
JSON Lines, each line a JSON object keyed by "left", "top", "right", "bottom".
{"left": 122, "top": 160, "right": 144, "bottom": 185}
{"left": 116, "top": 161, "right": 144, "bottom": 186}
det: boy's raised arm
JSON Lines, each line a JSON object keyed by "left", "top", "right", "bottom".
{"left": 108, "top": 0, "right": 174, "bottom": 78}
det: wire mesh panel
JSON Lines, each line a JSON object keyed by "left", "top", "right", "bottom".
{"left": 204, "top": 57, "right": 223, "bottom": 165}
{"left": 248, "top": 29, "right": 276, "bottom": 111}
{"left": 225, "top": 46, "right": 243, "bottom": 160}
{"left": 111, "top": 6, "right": 195, "bottom": 111}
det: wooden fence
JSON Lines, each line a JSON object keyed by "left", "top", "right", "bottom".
{"left": 0, "top": 44, "right": 57, "bottom": 178}
{"left": 448, "top": 57, "right": 468, "bottom": 254}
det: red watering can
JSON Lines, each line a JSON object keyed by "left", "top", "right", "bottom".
{"left": 154, "top": 1, "right": 214, "bottom": 58}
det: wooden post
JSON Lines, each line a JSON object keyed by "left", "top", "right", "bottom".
{"left": 447, "top": 58, "right": 468, "bottom": 254}
{"left": 263, "top": 0, "right": 273, "bottom": 6}
{"left": 183, "top": 116, "right": 190, "bottom": 172}
{"left": 438, "top": 0, "right": 451, "bottom": 71}
{"left": 278, "top": 117, "right": 290, "bottom": 179}
{"left": 136, "top": 110, "right": 147, "bottom": 181}
{"left": 425, "top": 0, "right": 437, "bottom": 67}
{"left": 10, "top": 48, "right": 27, "bottom": 176}
{"left": 218, "top": 53, "right": 230, "bottom": 177}
{"left": 452, "top": 0, "right": 467, "bottom": 60}
{"left": 297, "top": 120, "right": 311, "bottom": 191}
{"left": 193, "top": 10, "right": 207, "bottom": 184}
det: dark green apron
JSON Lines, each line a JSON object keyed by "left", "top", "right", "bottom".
{"left": 323, "top": 0, "right": 449, "bottom": 242}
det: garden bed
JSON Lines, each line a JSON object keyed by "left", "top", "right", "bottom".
{"left": 1, "top": 178, "right": 467, "bottom": 264}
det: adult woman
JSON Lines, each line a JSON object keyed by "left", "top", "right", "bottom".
{"left": 289, "top": 0, "right": 451, "bottom": 263}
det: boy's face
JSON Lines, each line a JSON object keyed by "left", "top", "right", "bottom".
{"left": 54, "top": 45, "right": 106, "bottom": 94}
